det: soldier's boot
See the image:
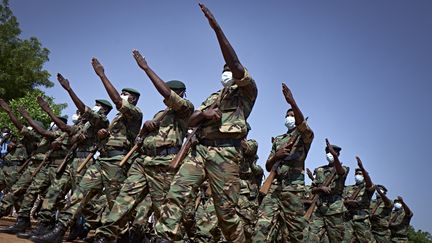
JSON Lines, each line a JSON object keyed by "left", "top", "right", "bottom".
{"left": 92, "top": 235, "right": 115, "bottom": 243}
{"left": 66, "top": 221, "right": 89, "bottom": 241}
{"left": 0, "top": 208, "right": 9, "bottom": 218}
{"left": 0, "top": 216, "right": 31, "bottom": 234}
{"left": 16, "top": 222, "right": 52, "bottom": 239}
{"left": 30, "top": 222, "right": 66, "bottom": 243}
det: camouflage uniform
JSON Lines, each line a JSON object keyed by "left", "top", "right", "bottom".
{"left": 389, "top": 208, "right": 413, "bottom": 243}
{"left": 370, "top": 199, "right": 393, "bottom": 243}
{"left": 0, "top": 141, "right": 28, "bottom": 192}
{"left": 156, "top": 69, "right": 257, "bottom": 242}
{"left": 253, "top": 120, "right": 314, "bottom": 242}
{"left": 56, "top": 99, "right": 142, "bottom": 228}
{"left": 94, "top": 91, "right": 193, "bottom": 240}
{"left": 195, "top": 189, "right": 223, "bottom": 243}
{"left": 37, "top": 109, "right": 109, "bottom": 225}
{"left": 306, "top": 164, "right": 349, "bottom": 242}
{"left": 342, "top": 183, "right": 375, "bottom": 243}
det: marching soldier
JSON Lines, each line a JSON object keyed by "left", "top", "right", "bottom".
{"left": 389, "top": 196, "right": 413, "bottom": 243}
{"left": 370, "top": 184, "right": 393, "bottom": 242}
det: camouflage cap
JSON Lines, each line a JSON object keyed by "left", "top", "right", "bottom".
{"left": 95, "top": 99, "right": 113, "bottom": 110}
{"left": 325, "top": 144, "right": 342, "bottom": 153}
{"left": 122, "top": 88, "right": 140, "bottom": 96}
{"left": 57, "top": 116, "right": 68, "bottom": 124}
{"left": 166, "top": 80, "right": 186, "bottom": 90}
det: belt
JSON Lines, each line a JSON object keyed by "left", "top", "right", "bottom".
{"left": 100, "top": 149, "right": 128, "bottom": 158}
{"left": 319, "top": 194, "right": 342, "bottom": 204}
{"left": 143, "top": 146, "right": 180, "bottom": 157}
{"left": 75, "top": 151, "right": 92, "bottom": 158}
{"left": 200, "top": 138, "right": 241, "bottom": 147}
{"left": 9, "top": 160, "right": 24, "bottom": 166}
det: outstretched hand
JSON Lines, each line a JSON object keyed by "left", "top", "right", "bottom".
{"left": 57, "top": 73, "right": 71, "bottom": 90}
{"left": 356, "top": 156, "right": 364, "bottom": 170}
{"left": 199, "top": 3, "right": 219, "bottom": 30}
{"left": 92, "top": 58, "right": 105, "bottom": 77}
{"left": 282, "top": 83, "right": 295, "bottom": 105}
{"left": 325, "top": 138, "right": 338, "bottom": 158}
{"left": 0, "top": 99, "right": 11, "bottom": 112}
{"left": 132, "top": 49, "right": 148, "bottom": 70}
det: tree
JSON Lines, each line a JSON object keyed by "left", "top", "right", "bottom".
{"left": 408, "top": 225, "right": 432, "bottom": 243}
{"left": 0, "top": 0, "right": 52, "bottom": 101}
{"left": 0, "top": 90, "right": 66, "bottom": 136}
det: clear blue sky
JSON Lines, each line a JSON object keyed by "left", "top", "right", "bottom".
{"left": 9, "top": 0, "right": 432, "bottom": 232}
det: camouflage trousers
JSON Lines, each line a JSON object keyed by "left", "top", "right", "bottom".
{"left": 0, "top": 164, "right": 20, "bottom": 192}
{"left": 391, "top": 236, "right": 409, "bottom": 243}
{"left": 95, "top": 154, "right": 176, "bottom": 239}
{"left": 0, "top": 161, "right": 40, "bottom": 213}
{"left": 17, "top": 162, "right": 57, "bottom": 218}
{"left": 306, "top": 212, "right": 345, "bottom": 243}
{"left": 238, "top": 192, "right": 258, "bottom": 243}
{"left": 342, "top": 216, "right": 374, "bottom": 243}
{"left": 57, "top": 156, "right": 128, "bottom": 228}
{"left": 155, "top": 144, "right": 245, "bottom": 242}
{"left": 195, "top": 196, "right": 223, "bottom": 243}
{"left": 372, "top": 229, "right": 391, "bottom": 243}
{"left": 37, "top": 157, "right": 89, "bottom": 224}
{"left": 253, "top": 189, "right": 306, "bottom": 243}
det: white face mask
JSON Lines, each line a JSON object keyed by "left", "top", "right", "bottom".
{"left": 221, "top": 71, "right": 234, "bottom": 87}
{"left": 71, "top": 114, "right": 80, "bottom": 124}
{"left": 2, "top": 133, "right": 8, "bottom": 137}
{"left": 120, "top": 94, "right": 129, "bottom": 102}
{"left": 284, "top": 116, "right": 296, "bottom": 130}
{"left": 394, "top": 202, "right": 402, "bottom": 210}
{"left": 27, "top": 126, "right": 33, "bottom": 131}
{"left": 326, "top": 153, "right": 334, "bottom": 163}
{"left": 49, "top": 122, "right": 58, "bottom": 131}
{"left": 355, "top": 174, "right": 364, "bottom": 184}
{"left": 92, "top": 106, "right": 101, "bottom": 113}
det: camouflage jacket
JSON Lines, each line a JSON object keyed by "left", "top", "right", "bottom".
{"left": 76, "top": 107, "right": 110, "bottom": 152}
{"left": 389, "top": 209, "right": 413, "bottom": 239}
{"left": 370, "top": 199, "right": 393, "bottom": 233}
{"left": 343, "top": 183, "right": 375, "bottom": 220}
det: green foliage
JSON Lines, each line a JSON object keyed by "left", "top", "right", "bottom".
{"left": 0, "top": 0, "right": 52, "bottom": 101}
{"left": 408, "top": 225, "right": 432, "bottom": 243}
{"left": 0, "top": 90, "right": 66, "bottom": 136}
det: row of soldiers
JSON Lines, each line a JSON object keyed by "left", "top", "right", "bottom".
{"left": 0, "top": 3, "right": 413, "bottom": 243}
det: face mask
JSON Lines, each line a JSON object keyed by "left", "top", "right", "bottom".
{"left": 221, "top": 71, "right": 234, "bottom": 87}
{"left": 2, "top": 133, "right": 8, "bottom": 137}
{"left": 326, "top": 153, "right": 334, "bottom": 163}
{"left": 120, "top": 94, "right": 129, "bottom": 102}
{"left": 284, "top": 116, "right": 296, "bottom": 130}
{"left": 49, "top": 122, "right": 58, "bottom": 131}
{"left": 355, "top": 174, "right": 364, "bottom": 184}
{"left": 92, "top": 106, "right": 101, "bottom": 113}
{"left": 71, "top": 114, "right": 80, "bottom": 124}
{"left": 394, "top": 202, "right": 402, "bottom": 210}
{"left": 27, "top": 126, "right": 33, "bottom": 131}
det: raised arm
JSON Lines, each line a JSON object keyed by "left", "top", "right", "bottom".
{"left": 0, "top": 99, "right": 24, "bottom": 130}
{"left": 356, "top": 156, "right": 373, "bottom": 189}
{"left": 91, "top": 58, "right": 122, "bottom": 109}
{"left": 282, "top": 83, "right": 305, "bottom": 126}
{"left": 37, "top": 96, "right": 72, "bottom": 134}
{"left": 132, "top": 50, "right": 171, "bottom": 98}
{"left": 199, "top": 3, "right": 245, "bottom": 79}
{"left": 57, "top": 73, "right": 86, "bottom": 113}
{"left": 398, "top": 196, "right": 413, "bottom": 217}
{"left": 376, "top": 185, "right": 392, "bottom": 207}
{"left": 326, "top": 138, "right": 345, "bottom": 175}
{"left": 18, "top": 107, "right": 53, "bottom": 138}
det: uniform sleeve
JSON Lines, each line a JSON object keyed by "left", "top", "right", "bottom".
{"left": 297, "top": 120, "right": 314, "bottom": 145}
{"left": 163, "top": 90, "right": 194, "bottom": 117}
{"left": 266, "top": 139, "right": 278, "bottom": 163}
{"left": 242, "top": 139, "right": 258, "bottom": 157}
{"left": 198, "top": 92, "right": 220, "bottom": 111}
{"left": 118, "top": 99, "right": 142, "bottom": 121}
{"left": 235, "top": 68, "right": 252, "bottom": 87}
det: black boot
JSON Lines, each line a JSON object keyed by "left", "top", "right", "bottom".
{"left": 0, "top": 216, "right": 31, "bottom": 234}
{"left": 65, "top": 220, "right": 89, "bottom": 241}
{"left": 30, "top": 222, "right": 66, "bottom": 243}
{"left": 93, "top": 234, "right": 114, "bottom": 243}
{"left": 16, "top": 222, "right": 52, "bottom": 239}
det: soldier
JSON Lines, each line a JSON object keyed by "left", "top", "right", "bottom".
{"left": 91, "top": 51, "right": 194, "bottom": 242}
{"left": 32, "top": 57, "right": 143, "bottom": 243}
{"left": 253, "top": 83, "right": 314, "bottom": 242}
{"left": 342, "top": 156, "right": 375, "bottom": 242}
{"left": 306, "top": 140, "right": 349, "bottom": 242}
{"left": 155, "top": 3, "right": 257, "bottom": 242}
{"left": 0, "top": 127, "right": 11, "bottom": 159}
{"left": 389, "top": 196, "right": 413, "bottom": 243}
{"left": 370, "top": 185, "right": 393, "bottom": 242}
{"left": 0, "top": 136, "right": 26, "bottom": 193}
{"left": 0, "top": 107, "right": 68, "bottom": 235}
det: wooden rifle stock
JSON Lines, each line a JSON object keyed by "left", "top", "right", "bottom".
{"left": 304, "top": 168, "right": 337, "bottom": 221}
{"left": 76, "top": 149, "right": 96, "bottom": 173}
{"left": 259, "top": 134, "right": 300, "bottom": 195}
{"left": 17, "top": 152, "right": 36, "bottom": 174}
{"left": 56, "top": 143, "right": 78, "bottom": 175}
{"left": 119, "top": 108, "right": 171, "bottom": 167}
{"left": 169, "top": 127, "right": 198, "bottom": 170}
{"left": 31, "top": 150, "right": 53, "bottom": 178}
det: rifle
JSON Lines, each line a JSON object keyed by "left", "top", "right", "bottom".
{"left": 31, "top": 149, "right": 53, "bottom": 178}
{"left": 119, "top": 107, "right": 170, "bottom": 167}
{"left": 371, "top": 200, "right": 382, "bottom": 216}
{"left": 169, "top": 88, "right": 228, "bottom": 170}
{"left": 56, "top": 143, "right": 79, "bottom": 176}
{"left": 259, "top": 133, "right": 300, "bottom": 195}
{"left": 304, "top": 168, "right": 337, "bottom": 221}
{"left": 76, "top": 147, "right": 97, "bottom": 173}
{"left": 17, "top": 151, "right": 37, "bottom": 174}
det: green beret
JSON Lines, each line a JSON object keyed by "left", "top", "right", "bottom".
{"left": 165, "top": 80, "right": 186, "bottom": 90}
{"left": 376, "top": 184, "right": 387, "bottom": 193}
{"left": 122, "top": 88, "right": 140, "bottom": 96}
{"left": 57, "top": 116, "right": 68, "bottom": 124}
{"left": 325, "top": 145, "right": 341, "bottom": 153}
{"left": 355, "top": 168, "right": 362, "bottom": 173}
{"left": 95, "top": 99, "right": 113, "bottom": 110}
